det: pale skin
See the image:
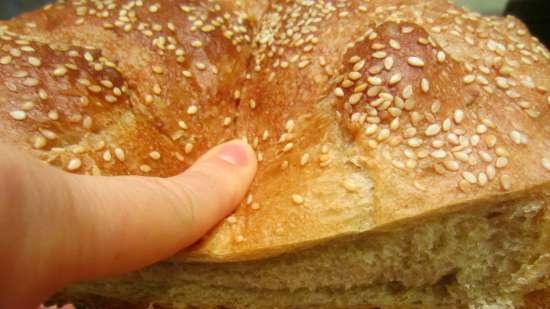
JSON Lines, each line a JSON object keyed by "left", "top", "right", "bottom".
{"left": 0, "top": 140, "right": 257, "bottom": 309}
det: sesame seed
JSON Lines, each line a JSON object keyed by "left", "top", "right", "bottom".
{"left": 542, "top": 158, "right": 550, "bottom": 171}
{"left": 185, "top": 143, "right": 194, "bottom": 154}
{"left": 191, "top": 40, "right": 203, "bottom": 48}
{"left": 408, "top": 138, "right": 423, "bottom": 148}
{"left": 251, "top": 203, "right": 260, "bottom": 210}
{"left": 342, "top": 179, "right": 357, "bottom": 192}
{"left": 510, "top": 130, "right": 522, "bottom": 144}
{"left": 53, "top": 66, "right": 68, "bottom": 77}
{"left": 444, "top": 160, "right": 460, "bottom": 171}
{"left": 28, "top": 56, "right": 41, "bottom": 67}
{"left": 298, "top": 60, "right": 310, "bottom": 69}
{"left": 348, "top": 71, "right": 362, "bottom": 80}
{"left": 282, "top": 143, "right": 294, "bottom": 153}
{"left": 389, "top": 39, "right": 401, "bottom": 50}
{"left": 384, "top": 57, "right": 394, "bottom": 70}
{"left": 495, "top": 77, "right": 509, "bottom": 89}
{"left": 476, "top": 124, "right": 488, "bottom": 134}
{"left": 353, "top": 60, "right": 366, "bottom": 71}
{"left": 463, "top": 74, "right": 475, "bottom": 84}
{"left": 23, "top": 78, "right": 39, "bottom": 87}
{"left": 402, "top": 85, "right": 413, "bottom": 99}
{"left": 421, "top": 78, "right": 430, "bottom": 93}
{"left": 500, "top": 174, "right": 512, "bottom": 191}
{"left": 48, "top": 110, "right": 59, "bottom": 120}
{"left": 431, "top": 149, "right": 447, "bottom": 159}
{"left": 0, "top": 56, "right": 12, "bottom": 65}
{"left": 334, "top": 87, "right": 344, "bottom": 97}
{"left": 151, "top": 65, "right": 164, "bottom": 74}
{"left": 389, "top": 73, "right": 402, "bottom": 85}
{"left": 102, "top": 150, "right": 112, "bottom": 162}
{"left": 407, "top": 56, "right": 425, "bottom": 67}
{"left": 114, "top": 148, "right": 125, "bottom": 162}
{"left": 291, "top": 194, "right": 304, "bottom": 205}
{"left": 223, "top": 117, "right": 232, "bottom": 126}
{"left": 140, "top": 165, "right": 152, "bottom": 173}
{"left": 349, "top": 93, "right": 362, "bottom": 105}
{"left": 187, "top": 105, "right": 198, "bottom": 115}
{"left": 478, "top": 173, "right": 488, "bottom": 187}
{"left": 368, "top": 76, "right": 383, "bottom": 86}
{"left": 462, "top": 171, "right": 477, "bottom": 184}
{"left": 454, "top": 110, "right": 465, "bottom": 124}
{"left": 436, "top": 51, "right": 446, "bottom": 63}
{"left": 425, "top": 123, "right": 441, "bottom": 136}
{"left": 67, "top": 158, "right": 82, "bottom": 171}
{"left": 496, "top": 157, "right": 509, "bottom": 168}
{"left": 33, "top": 136, "right": 47, "bottom": 149}
{"left": 9, "top": 110, "right": 27, "bottom": 120}
{"left": 300, "top": 153, "right": 310, "bottom": 166}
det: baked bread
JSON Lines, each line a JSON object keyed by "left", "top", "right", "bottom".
{"left": 0, "top": 0, "right": 549, "bottom": 308}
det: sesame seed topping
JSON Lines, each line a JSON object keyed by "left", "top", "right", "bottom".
{"left": 496, "top": 157, "right": 509, "bottom": 168}
{"left": 421, "top": 78, "right": 430, "bottom": 93}
{"left": 462, "top": 171, "right": 477, "bottom": 184}
{"left": 28, "top": 56, "right": 41, "bottom": 67}
{"left": 500, "top": 174, "right": 512, "bottom": 191}
{"left": 444, "top": 160, "right": 460, "bottom": 171}
{"left": 149, "top": 151, "right": 161, "bottom": 160}
{"left": 33, "top": 136, "right": 47, "bottom": 149}
{"left": 454, "top": 110, "right": 465, "bottom": 124}
{"left": 389, "top": 39, "right": 401, "bottom": 50}
{"left": 67, "top": 158, "right": 82, "bottom": 171}
{"left": 300, "top": 153, "right": 310, "bottom": 166}
{"left": 187, "top": 105, "right": 198, "bottom": 115}
{"left": 191, "top": 40, "right": 203, "bottom": 48}
{"left": 9, "top": 110, "right": 27, "bottom": 120}
{"left": 0, "top": 56, "right": 12, "bottom": 65}
{"left": 114, "top": 148, "right": 125, "bottom": 162}
{"left": 53, "top": 66, "right": 68, "bottom": 77}
{"left": 103, "top": 151, "right": 112, "bottom": 162}
{"left": 542, "top": 158, "right": 550, "bottom": 171}
{"left": 436, "top": 51, "right": 446, "bottom": 63}
{"left": 389, "top": 73, "right": 402, "bottom": 85}
{"left": 407, "top": 56, "right": 425, "bottom": 67}
{"left": 291, "top": 194, "right": 304, "bottom": 205}
{"left": 349, "top": 93, "right": 362, "bottom": 105}
{"left": 282, "top": 143, "right": 294, "bottom": 153}
{"left": 425, "top": 123, "right": 441, "bottom": 136}
{"left": 463, "top": 74, "right": 475, "bottom": 84}
{"left": 140, "top": 165, "right": 152, "bottom": 173}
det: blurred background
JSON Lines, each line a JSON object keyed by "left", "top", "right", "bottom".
{"left": 0, "top": 0, "right": 548, "bottom": 46}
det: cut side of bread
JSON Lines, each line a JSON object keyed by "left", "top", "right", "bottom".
{"left": 54, "top": 192, "right": 549, "bottom": 309}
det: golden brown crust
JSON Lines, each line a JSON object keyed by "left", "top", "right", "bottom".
{"left": 183, "top": 0, "right": 550, "bottom": 261}
{"left": 0, "top": 0, "right": 549, "bottom": 307}
{"left": 1, "top": 0, "right": 255, "bottom": 175}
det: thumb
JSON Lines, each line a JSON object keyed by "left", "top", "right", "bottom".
{"left": 68, "top": 140, "right": 257, "bottom": 278}
{"left": 0, "top": 140, "right": 257, "bottom": 309}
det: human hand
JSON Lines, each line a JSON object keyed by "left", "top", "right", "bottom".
{"left": 0, "top": 140, "right": 257, "bottom": 309}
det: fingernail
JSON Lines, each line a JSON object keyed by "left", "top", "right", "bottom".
{"left": 217, "top": 142, "right": 250, "bottom": 167}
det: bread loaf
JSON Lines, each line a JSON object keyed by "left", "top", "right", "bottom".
{"left": 0, "top": 0, "right": 549, "bottom": 308}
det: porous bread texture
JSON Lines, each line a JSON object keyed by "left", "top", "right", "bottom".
{"left": 57, "top": 195, "right": 550, "bottom": 309}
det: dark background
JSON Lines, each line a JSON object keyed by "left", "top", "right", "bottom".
{"left": 0, "top": 0, "right": 548, "bottom": 47}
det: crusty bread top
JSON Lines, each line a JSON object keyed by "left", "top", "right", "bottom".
{"left": 0, "top": 0, "right": 549, "bottom": 262}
